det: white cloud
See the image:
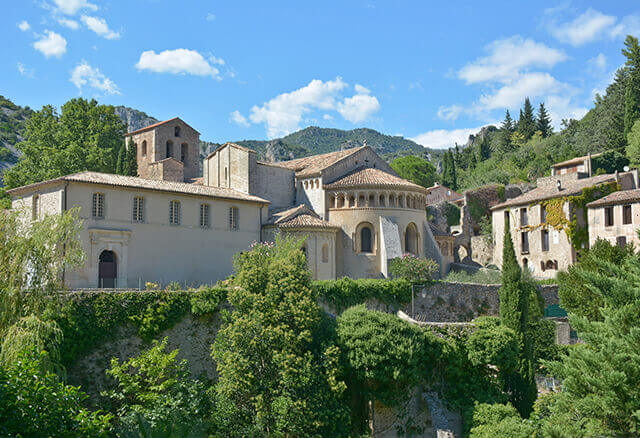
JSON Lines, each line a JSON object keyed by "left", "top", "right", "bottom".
{"left": 209, "top": 56, "right": 225, "bottom": 66}
{"left": 206, "top": 13, "right": 216, "bottom": 22}
{"left": 52, "top": 0, "right": 97, "bottom": 15}
{"left": 411, "top": 126, "right": 485, "bottom": 149}
{"left": 17, "top": 62, "right": 35, "bottom": 79}
{"left": 588, "top": 53, "right": 607, "bottom": 73}
{"left": 549, "top": 8, "right": 616, "bottom": 46}
{"left": 18, "top": 20, "right": 30, "bottom": 31}
{"left": 458, "top": 36, "right": 566, "bottom": 84}
{"left": 58, "top": 17, "right": 80, "bottom": 30}
{"left": 229, "top": 110, "right": 250, "bottom": 127}
{"left": 478, "top": 72, "right": 561, "bottom": 110}
{"left": 545, "top": 96, "right": 589, "bottom": 128}
{"left": 33, "top": 30, "right": 67, "bottom": 58}
{"left": 135, "top": 49, "right": 221, "bottom": 78}
{"left": 437, "top": 104, "right": 464, "bottom": 122}
{"left": 81, "top": 15, "right": 119, "bottom": 39}
{"left": 249, "top": 77, "right": 348, "bottom": 137}
{"left": 323, "top": 114, "right": 334, "bottom": 121}
{"left": 336, "top": 84, "right": 381, "bottom": 123}
{"left": 70, "top": 60, "right": 120, "bottom": 95}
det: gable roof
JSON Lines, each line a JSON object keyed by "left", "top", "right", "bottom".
{"left": 587, "top": 188, "right": 640, "bottom": 207}
{"left": 491, "top": 173, "right": 618, "bottom": 210}
{"left": 7, "top": 171, "right": 269, "bottom": 204}
{"left": 125, "top": 117, "right": 200, "bottom": 136}
{"left": 205, "top": 142, "right": 257, "bottom": 160}
{"left": 275, "top": 146, "right": 366, "bottom": 177}
{"left": 323, "top": 166, "right": 427, "bottom": 193}
{"left": 265, "top": 205, "right": 339, "bottom": 229}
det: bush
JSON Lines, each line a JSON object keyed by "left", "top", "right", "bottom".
{"left": 466, "top": 319, "right": 519, "bottom": 373}
{"left": 445, "top": 269, "right": 502, "bottom": 284}
{"left": 313, "top": 277, "right": 412, "bottom": 313}
{"left": 388, "top": 254, "right": 439, "bottom": 283}
{"left": 469, "top": 403, "right": 535, "bottom": 438}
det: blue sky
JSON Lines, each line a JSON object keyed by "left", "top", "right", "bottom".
{"left": 3, "top": 1, "right": 640, "bottom": 148}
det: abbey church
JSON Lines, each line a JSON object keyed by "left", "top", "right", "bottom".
{"left": 7, "top": 118, "right": 449, "bottom": 289}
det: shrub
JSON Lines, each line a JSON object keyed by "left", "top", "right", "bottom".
{"left": 313, "top": 277, "right": 412, "bottom": 313}
{"left": 388, "top": 254, "right": 439, "bottom": 283}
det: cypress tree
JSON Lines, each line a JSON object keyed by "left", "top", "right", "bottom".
{"left": 441, "top": 150, "right": 457, "bottom": 190}
{"left": 477, "top": 135, "right": 490, "bottom": 161}
{"left": 517, "top": 98, "right": 536, "bottom": 140}
{"left": 499, "top": 227, "right": 536, "bottom": 418}
{"left": 623, "top": 35, "right": 640, "bottom": 139}
{"left": 536, "top": 103, "right": 552, "bottom": 137}
{"left": 116, "top": 143, "right": 126, "bottom": 175}
{"left": 124, "top": 139, "right": 138, "bottom": 176}
{"left": 497, "top": 111, "right": 514, "bottom": 153}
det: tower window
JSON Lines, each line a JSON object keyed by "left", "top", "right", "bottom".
{"left": 175, "top": 126, "right": 181, "bottom": 137}
{"left": 181, "top": 143, "right": 188, "bottom": 163}
{"left": 166, "top": 140, "right": 173, "bottom": 159}
{"left": 141, "top": 140, "right": 147, "bottom": 157}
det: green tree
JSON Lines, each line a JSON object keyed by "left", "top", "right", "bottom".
{"left": 390, "top": 155, "right": 438, "bottom": 188}
{"left": 536, "top": 103, "right": 552, "bottom": 138}
{"left": 124, "top": 138, "right": 138, "bottom": 176}
{"left": 211, "top": 236, "right": 349, "bottom": 437}
{"left": 626, "top": 118, "right": 640, "bottom": 165}
{"left": 116, "top": 142, "right": 126, "bottom": 175}
{"left": 517, "top": 98, "right": 536, "bottom": 140}
{"left": 623, "top": 35, "right": 640, "bottom": 138}
{"left": 477, "top": 135, "right": 490, "bottom": 162}
{"left": 499, "top": 228, "right": 536, "bottom": 417}
{"left": 3, "top": 98, "right": 126, "bottom": 189}
{"left": 442, "top": 150, "right": 458, "bottom": 190}
{"left": 497, "top": 111, "right": 514, "bottom": 153}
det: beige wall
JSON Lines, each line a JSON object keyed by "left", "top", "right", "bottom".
{"left": 203, "top": 144, "right": 251, "bottom": 193}
{"left": 252, "top": 163, "right": 295, "bottom": 210}
{"left": 588, "top": 202, "right": 640, "bottom": 248}
{"left": 297, "top": 177, "right": 325, "bottom": 217}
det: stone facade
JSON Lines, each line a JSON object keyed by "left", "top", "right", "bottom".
{"left": 587, "top": 188, "right": 640, "bottom": 248}
{"left": 424, "top": 183, "right": 462, "bottom": 205}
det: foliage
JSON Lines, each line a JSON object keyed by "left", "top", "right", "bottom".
{"left": 117, "top": 138, "right": 138, "bottom": 176}
{"left": 0, "top": 315, "right": 63, "bottom": 374}
{"left": 211, "top": 236, "right": 350, "bottom": 437}
{"left": 469, "top": 402, "right": 536, "bottom": 438}
{"left": 591, "top": 149, "right": 629, "bottom": 174}
{"left": 623, "top": 35, "right": 640, "bottom": 139}
{"left": 445, "top": 268, "right": 502, "bottom": 284}
{"left": 442, "top": 149, "right": 458, "bottom": 190}
{"left": 557, "top": 238, "right": 635, "bottom": 320}
{"left": 536, "top": 103, "right": 552, "bottom": 138}
{"left": 517, "top": 98, "right": 536, "bottom": 141}
{"left": 466, "top": 318, "right": 519, "bottom": 373}
{"left": 626, "top": 118, "right": 640, "bottom": 165}
{"left": 388, "top": 254, "right": 439, "bottom": 283}
{"left": 3, "top": 98, "right": 127, "bottom": 189}
{"left": 499, "top": 228, "right": 536, "bottom": 417}
{"left": 104, "top": 337, "right": 212, "bottom": 434}
{"left": 390, "top": 155, "right": 438, "bottom": 188}
{"left": 336, "top": 305, "right": 442, "bottom": 406}
{"left": 314, "top": 277, "right": 412, "bottom": 313}
{"left": 0, "top": 348, "right": 112, "bottom": 437}
{"left": 444, "top": 202, "right": 461, "bottom": 226}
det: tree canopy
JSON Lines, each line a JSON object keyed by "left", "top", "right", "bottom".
{"left": 390, "top": 155, "right": 438, "bottom": 188}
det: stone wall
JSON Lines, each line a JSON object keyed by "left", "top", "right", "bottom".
{"left": 470, "top": 235, "right": 494, "bottom": 267}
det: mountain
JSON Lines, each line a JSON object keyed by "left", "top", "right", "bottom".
{"left": 0, "top": 96, "right": 32, "bottom": 172}
{"left": 113, "top": 106, "right": 159, "bottom": 133}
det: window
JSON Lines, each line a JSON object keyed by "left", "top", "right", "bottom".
{"left": 360, "top": 226, "right": 373, "bottom": 253}
{"left": 521, "top": 231, "right": 529, "bottom": 254}
{"left": 174, "top": 126, "right": 181, "bottom": 137}
{"left": 132, "top": 197, "right": 144, "bottom": 222}
{"left": 623, "top": 204, "right": 632, "bottom": 225}
{"left": 32, "top": 194, "right": 39, "bottom": 220}
{"left": 520, "top": 207, "right": 528, "bottom": 226}
{"left": 92, "top": 193, "right": 105, "bottom": 219}
{"left": 541, "top": 205, "right": 547, "bottom": 223}
{"left": 181, "top": 143, "right": 188, "bottom": 163}
{"left": 605, "top": 206, "right": 614, "bottom": 226}
{"left": 229, "top": 206, "right": 239, "bottom": 230}
{"left": 322, "top": 243, "right": 329, "bottom": 263}
{"left": 169, "top": 200, "right": 181, "bottom": 225}
{"left": 224, "top": 167, "right": 228, "bottom": 182}
{"left": 166, "top": 140, "right": 173, "bottom": 159}
{"left": 141, "top": 140, "right": 147, "bottom": 157}
{"left": 541, "top": 229, "right": 549, "bottom": 252}
{"left": 617, "top": 236, "right": 627, "bottom": 248}
{"left": 504, "top": 210, "right": 510, "bottom": 227}
{"left": 200, "top": 203, "right": 210, "bottom": 228}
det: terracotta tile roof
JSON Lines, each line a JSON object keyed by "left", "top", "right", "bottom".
{"left": 587, "top": 188, "right": 640, "bottom": 207}
{"left": 7, "top": 171, "right": 270, "bottom": 204}
{"left": 265, "top": 205, "right": 339, "bottom": 229}
{"left": 276, "top": 146, "right": 366, "bottom": 177}
{"left": 323, "top": 167, "right": 427, "bottom": 193}
{"left": 551, "top": 152, "right": 602, "bottom": 168}
{"left": 206, "top": 142, "right": 257, "bottom": 160}
{"left": 491, "top": 173, "right": 618, "bottom": 210}
{"left": 125, "top": 117, "right": 200, "bottom": 136}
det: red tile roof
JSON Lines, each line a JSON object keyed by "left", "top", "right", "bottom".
{"left": 587, "top": 188, "right": 640, "bottom": 207}
{"left": 125, "top": 117, "right": 200, "bottom": 136}
{"left": 324, "top": 167, "right": 427, "bottom": 193}
{"left": 265, "top": 205, "right": 339, "bottom": 229}
{"left": 276, "top": 146, "right": 366, "bottom": 177}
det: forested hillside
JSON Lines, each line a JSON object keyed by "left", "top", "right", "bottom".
{"left": 0, "top": 96, "right": 32, "bottom": 170}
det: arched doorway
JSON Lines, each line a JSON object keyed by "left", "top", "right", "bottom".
{"left": 99, "top": 250, "right": 117, "bottom": 288}
{"left": 405, "top": 223, "right": 418, "bottom": 255}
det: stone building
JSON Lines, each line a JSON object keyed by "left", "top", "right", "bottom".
{"left": 8, "top": 117, "right": 447, "bottom": 287}
{"left": 424, "top": 182, "right": 463, "bottom": 206}
{"left": 587, "top": 188, "right": 640, "bottom": 248}
{"left": 491, "top": 154, "right": 638, "bottom": 279}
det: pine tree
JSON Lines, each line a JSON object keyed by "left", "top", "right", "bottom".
{"left": 517, "top": 98, "right": 536, "bottom": 140}
{"left": 497, "top": 111, "right": 514, "bottom": 153}
{"left": 623, "top": 35, "right": 640, "bottom": 139}
{"left": 116, "top": 143, "right": 126, "bottom": 175}
{"left": 477, "top": 135, "right": 490, "bottom": 162}
{"left": 499, "top": 228, "right": 536, "bottom": 418}
{"left": 124, "top": 139, "right": 138, "bottom": 176}
{"left": 536, "top": 102, "right": 552, "bottom": 137}
{"left": 501, "top": 110, "right": 514, "bottom": 133}
{"left": 441, "top": 150, "right": 457, "bottom": 190}
{"left": 468, "top": 151, "right": 477, "bottom": 170}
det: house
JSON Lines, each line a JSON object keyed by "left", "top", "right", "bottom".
{"left": 587, "top": 188, "right": 640, "bottom": 248}
{"left": 424, "top": 183, "right": 463, "bottom": 206}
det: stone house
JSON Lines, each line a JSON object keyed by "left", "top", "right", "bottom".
{"left": 9, "top": 117, "right": 447, "bottom": 287}
{"left": 491, "top": 156, "right": 638, "bottom": 279}
{"left": 424, "top": 182, "right": 463, "bottom": 206}
{"left": 587, "top": 188, "right": 640, "bottom": 248}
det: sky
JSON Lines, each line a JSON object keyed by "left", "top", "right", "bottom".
{"left": 3, "top": 1, "right": 640, "bottom": 148}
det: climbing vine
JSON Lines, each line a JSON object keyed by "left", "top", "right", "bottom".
{"left": 520, "top": 182, "right": 620, "bottom": 252}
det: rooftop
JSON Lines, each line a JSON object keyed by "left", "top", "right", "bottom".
{"left": 551, "top": 152, "right": 602, "bottom": 168}
{"left": 323, "top": 166, "right": 427, "bottom": 192}
{"left": 491, "top": 173, "right": 620, "bottom": 210}
{"left": 265, "top": 205, "right": 338, "bottom": 229}
{"left": 587, "top": 188, "right": 640, "bottom": 207}
{"left": 276, "top": 146, "right": 366, "bottom": 177}
{"left": 124, "top": 117, "right": 199, "bottom": 137}
{"left": 205, "top": 142, "right": 257, "bottom": 160}
{"left": 7, "top": 171, "right": 270, "bottom": 204}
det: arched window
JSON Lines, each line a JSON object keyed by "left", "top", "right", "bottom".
{"left": 405, "top": 223, "right": 418, "bottom": 255}
{"left": 398, "top": 195, "right": 404, "bottom": 208}
{"left": 379, "top": 194, "right": 386, "bottom": 207}
{"left": 368, "top": 194, "right": 375, "bottom": 207}
{"left": 389, "top": 194, "right": 396, "bottom": 207}
{"left": 181, "top": 143, "right": 188, "bottom": 162}
{"left": 174, "top": 126, "right": 181, "bottom": 137}
{"left": 329, "top": 195, "right": 336, "bottom": 208}
{"left": 337, "top": 195, "right": 345, "bottom": 208}
{"left": 349, "top": 195, "right": 355, "bottom": 208}
{"left": 166, "top": 140, "right": 173, "bottom": 159}
{"left": 322, "top": 243, "right": 329, "bottom": 263}
{"left": 360, "top": 226, "right": 373, "bottom": 253}
{"left": 141, "top": 140, "right": 147, "bottom": 157}
{"left": 358, "top": 194, "right": 365, "bottom": 207}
